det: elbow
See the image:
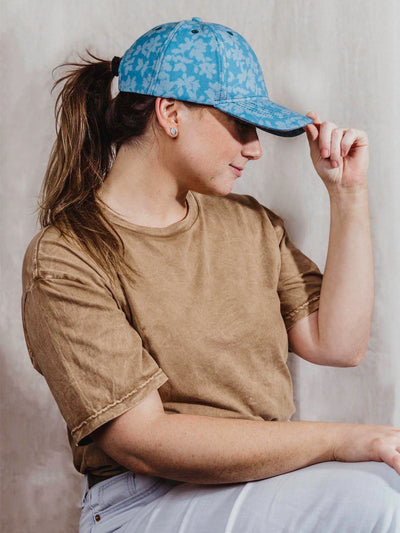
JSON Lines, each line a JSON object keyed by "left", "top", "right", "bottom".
{"left": 316, "top": 344, "right": 367, "bottom": 367}
{"left": 92, "top": 432, "right": 154, "bottom": 475}
{"left": 319, "top": 335, "right": 369, "bottom": 367}
{"left": 346, "top": 351, "right": 366, "bottom": 367}
{"left": 347, "top": 340, "right": 369, "bottom": 366}
{"left": 335, "top": 348, "right": 367, "bottom": 367}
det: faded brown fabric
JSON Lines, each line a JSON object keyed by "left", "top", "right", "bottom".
{"left": 21, "top": 191, "right": 323, "bottom": 479}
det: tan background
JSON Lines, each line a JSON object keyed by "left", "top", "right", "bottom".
{"left": 2, "top": 0, "right": 400, "bottom": 530}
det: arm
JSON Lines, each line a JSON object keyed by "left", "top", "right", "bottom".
{"left": 288, "top": 112, "right": 373, "bottom": 367}
{"left": 93, "top": 389, "right": 400, "bottom": 483}
{"left": 93, "top": 389, "right": 336, "bottom": 484}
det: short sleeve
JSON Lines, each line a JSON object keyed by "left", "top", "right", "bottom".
{"left": 22, "top": 272, "right": 168, "bottom": 447}
{"left": 264, "top": 207, "right": 323, "bottom": 331}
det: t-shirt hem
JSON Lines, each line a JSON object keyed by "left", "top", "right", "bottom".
{"left": 71, "top": 368, "right": 168, "bottom": 446}
{"left": 284, "top": 294, "right": 320, "bottom": 331}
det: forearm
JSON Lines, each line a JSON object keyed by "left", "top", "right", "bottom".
{"left": 117, "top": 413, "right": 340, "bottom": 484}
{"left": 318, "top": 185, "right": 374, "bottom": 363}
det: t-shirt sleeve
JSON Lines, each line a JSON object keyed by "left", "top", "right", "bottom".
{"left": 264, "top": 207, "right": 323, "bottom": 331}
{"left": 22, "top": 269, "right": 168, "bottom": 447}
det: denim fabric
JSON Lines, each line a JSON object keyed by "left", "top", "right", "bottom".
{"left": 79, "top": 462, "right": 400, "bottom": 532}
{"left": 79, "top": 472, "right": 182, "bottom": 532}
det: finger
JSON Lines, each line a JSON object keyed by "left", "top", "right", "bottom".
{"left": 391, "top": 452, "right": 400, "bottom": 475}
{"left": 318, "top": 121, "right": 337, "bottom": 159}
{"left": 304, "top": 124, "right": 319, "bottom": 144}
{"left": 303, "top": 111, "right": 320, "bottom": 142}
{"left": 306, "top": 110, "right": 321, "bottom": 124}
{"left": 379, "top": 443, "right": 400, "bottom": 475}
{"left": 340, "top": 128, "right": 359, "bottom": 157}
{"left": 330, "top": 128, "right": 345, "bottom": 163}
{"left": 393, "top": 453, "right": 400, "bottom": 474}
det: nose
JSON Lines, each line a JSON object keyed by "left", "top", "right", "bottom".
{"left": 241, "top": 129, "right": 263, "bottom": 160}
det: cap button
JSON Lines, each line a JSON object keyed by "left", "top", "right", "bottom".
{"left": 192, "top": 17, "right": 202, "bottom": 22}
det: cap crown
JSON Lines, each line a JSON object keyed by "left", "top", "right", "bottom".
{"left": 119, "top": 18, "right": 268, "bottom": 104}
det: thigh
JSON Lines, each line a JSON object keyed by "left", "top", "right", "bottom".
{"left": 126, "top": 462, "right": 400, "bottom": 533}
{"left": 79, "top": 471, "right": 181, "bottom": 533}
{"left": 80, "top": 462, "right": 400, "bottom": 533}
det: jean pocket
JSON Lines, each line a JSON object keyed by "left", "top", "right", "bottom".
{"left": 95, "top": 472, "right": 137, "bottom": 510}
{"left": 95, "top": 472, "right": 174, "bottom": 519}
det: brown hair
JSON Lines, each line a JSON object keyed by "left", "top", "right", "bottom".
{"left": 37, "top": 51, "right": 200, "bottom": 287}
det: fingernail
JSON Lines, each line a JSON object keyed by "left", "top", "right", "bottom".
{"left": 321, "top": 149, "right": 329, "bottom": 158}
{"left": 331, "top": 160, "right": 339, "bottom": 168}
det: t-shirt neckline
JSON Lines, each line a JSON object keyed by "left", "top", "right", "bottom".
{"left": 97, "top": 190, "right": 199, "bottom": 237}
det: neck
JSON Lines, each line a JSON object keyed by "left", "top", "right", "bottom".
{"left": 96, "top": 143, "right": 189, "bottom": 228}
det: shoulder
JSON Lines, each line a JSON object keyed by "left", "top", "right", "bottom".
{"left": 191, "top": 190, "right": 276, "bottom": 216}
{"left": 191, "top": 191, "right": 286, "bottom": 238}
{"left": 193, "top": 190, "right": 264, "bottom": 212}
{"left": 21, "top": 225, "right": 107, "bottom": 291}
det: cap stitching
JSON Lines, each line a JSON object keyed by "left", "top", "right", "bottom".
{"left": 219, "top": 96, "right": 270, "bottom": 102}
{"left": 218, "top": 99, "right": 305, "bottom": 120}
{"left": 206, "top": 24, "right": 225, "bottom": 103}
{"left": 148, "top": 21, "right": 185, "bottom": 94}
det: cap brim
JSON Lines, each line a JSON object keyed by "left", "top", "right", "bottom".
{"left": 214, "top": 97, "right": 313, "bottom": 137}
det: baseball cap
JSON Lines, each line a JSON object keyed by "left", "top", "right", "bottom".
{"left": 115, "top": 17, "right": 313, "bottom": 137}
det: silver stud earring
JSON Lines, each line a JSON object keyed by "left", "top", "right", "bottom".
{"left": 170, "top": 127, "right": 178, "bottom": 137}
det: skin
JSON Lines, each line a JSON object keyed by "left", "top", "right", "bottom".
{"left": 288, "top": 111, "right": 374, "bottom": 368}
{"left": 96, "top": 97, "right": 262, "bottom": 227}
{"left": 95, "top": 99, "right": 400, "bottom": 474}
{"left": 97, "top": 98, "right": 374, "bottom": 369}
{"left": 303, "top": 110, "right": 369, "bottom": 190}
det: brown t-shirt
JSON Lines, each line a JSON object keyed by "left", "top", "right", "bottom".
{"left": 21, "top": 191, "right": 322, "bottom": 478}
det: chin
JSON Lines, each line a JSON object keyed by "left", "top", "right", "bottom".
{"left": 190, "top": 179, "right": 234, "bottom": 197}
{"left": 215, "top": 181, "right": 236, "bottom": 196}
{"left": 212, "top": 188, "right": 234, "bottom": 197}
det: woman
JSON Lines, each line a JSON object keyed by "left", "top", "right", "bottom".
{"left": 21, "top": 17, "right": 399, "bottom": 533}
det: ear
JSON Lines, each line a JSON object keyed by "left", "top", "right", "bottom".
{"left": 154, "top": 97, "right": 180, "bottom": 135}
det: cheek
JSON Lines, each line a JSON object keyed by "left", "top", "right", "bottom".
{"left": 180, "top": 140, "right": 217, "bottom": 170}
{"left": 177, "top": 123, "right": 238, "bottom": 177}
{"left": 172, "top": 147, "right": 211, "bottom": 184}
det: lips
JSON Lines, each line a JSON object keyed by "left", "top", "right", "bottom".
{"left": 230, "top": 165, "right": 243, "bottom": 177}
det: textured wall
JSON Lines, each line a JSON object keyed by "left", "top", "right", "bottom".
{"left": 2, "top": 1, "right": 399, "bottom": 531}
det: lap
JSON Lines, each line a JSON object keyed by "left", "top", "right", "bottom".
{"left": 79, "top": 461, "right": 400, "bottom": 533}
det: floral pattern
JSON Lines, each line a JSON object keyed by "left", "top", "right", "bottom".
{"left": 119, "top": 18, "right": 312, "bottom": 136}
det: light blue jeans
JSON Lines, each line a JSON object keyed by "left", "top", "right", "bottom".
{"left": 79, "top": 461, "right": 400, "bottom": 532}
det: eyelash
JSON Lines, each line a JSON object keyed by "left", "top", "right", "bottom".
{"left": 235, "top": 119, "right": 252, "bottom": 131}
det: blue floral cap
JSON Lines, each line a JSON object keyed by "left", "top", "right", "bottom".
{"left": 118, "top": 17, "right": 313, "bottom": 137}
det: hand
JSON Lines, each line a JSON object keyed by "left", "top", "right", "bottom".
{"left": 303, "top": 111, "right": 369, "bottom": 193}
{"left": 333, "top": 423, "right": 400, "bottom": 474}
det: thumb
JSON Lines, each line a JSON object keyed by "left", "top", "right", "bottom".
{"left": 303, "top": 124, "right": 319, "bottom": 148}
{"left": 303, "top": 111, "right": 320, "bottom": 148}
{"left": 303, "top": 111, "right": 320, "bottom": 143}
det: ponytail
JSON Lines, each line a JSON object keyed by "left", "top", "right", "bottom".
{"left": 37, "top": 51, "right": 157, "bottom": 287}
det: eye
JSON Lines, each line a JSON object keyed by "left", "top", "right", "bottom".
{"left": 227, "top": 115, "right": 255, "bottom": 136}
{"left": 235, "top": 119, "right": 253, "bottom": 132}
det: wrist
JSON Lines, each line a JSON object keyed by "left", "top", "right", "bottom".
{"left": 327, "top": 183, "right": 369, "bottom": 208}
{"left": 328, "top": 179, "right": 367, "bottom": 193}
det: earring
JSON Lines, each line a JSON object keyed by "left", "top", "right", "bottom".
{"left": 170, "top": 127, "right": 178, "bottom": 137}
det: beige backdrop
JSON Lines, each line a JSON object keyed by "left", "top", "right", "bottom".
{"left": 2, "top": 0, "right": 400, "bottom": 531}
